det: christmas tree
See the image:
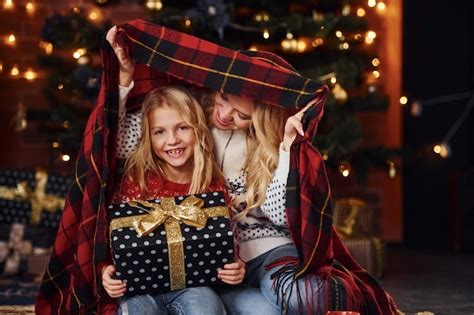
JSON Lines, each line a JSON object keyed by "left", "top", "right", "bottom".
{"left": 36, "top": 0, "right": 398, "bottom": 179}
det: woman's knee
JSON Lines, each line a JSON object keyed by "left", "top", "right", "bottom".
{"left": 168, "top": 286, "right": 225, "bottom": 315}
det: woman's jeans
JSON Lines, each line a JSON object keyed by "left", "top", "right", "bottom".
{"left": 118, "top": 286, "right": 225, "bottom": 315}
{"left": 220, "top": 243, "right": 334, "bottom": 315}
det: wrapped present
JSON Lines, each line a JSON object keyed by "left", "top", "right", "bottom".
{"left": 342, "top": 237, "right": 384, "bottom": 278}
{"left": 0, "top": 168, "right": 71, "bottom": 228}
{"left": 0, "top": 223, "right": 53, "bottom": 277}
{"left": 109, "top": 191, "right": 234, "bottom": 296}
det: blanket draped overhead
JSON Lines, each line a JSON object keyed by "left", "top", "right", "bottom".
{"left": 36, "top": 19, "right": 396, "bottom": 314}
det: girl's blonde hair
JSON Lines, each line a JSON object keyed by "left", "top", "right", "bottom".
{"left": 236, "top": 102, "right": 287, "bottom": 218}
{"left": 124, "top": 86, "right": 223, "bottom": 195}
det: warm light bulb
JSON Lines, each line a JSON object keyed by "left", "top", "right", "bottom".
{"left": 372, "top": 70, "right": 380, "bottom": 78}
{"left": 184, "top": 18, "right": 191, "bottom": 27}
{"left": 376, "top": 2, "right": 386, "bottom": 12}
{"left": 339, "top": 42, "right": 349, "bottom": 50}
{"left": 330, "top": 77, "right": 337, "bottom": 84}
{"left": 57, "top": 83, "right": 64, "bottom": 90}
{"left": 365, "top": 31, "right": 376, "bottom": 44}
{"left": 357, "top": 8, "right": 366, "bottom": 17}
{"left": 62, "top": 154, "right": 71, "bottom": 162}
{"left": 263, "top": 29, "right": 270, "bottom": 39}
{"left": 3, "top": 0, "right": 14, "bottom": 9}
{"left": 26, "top": 1, "right": 35, "bottom": 14}
{"left": 10, "top": 65, "right": 19, "bottom": 76}
{"left": 399, "top": 96, "right": 408, "bottom": 105}
{"left": 89, "top": 11, "right": 99, "bottom": 21}
{"left": 63, "top": 121, "right": 70, "bottom": 128}
{"left": 339, "top": 162, "right": 351, "bottom": 177}
{"left": 39, "top": 41, "right": 53, "bottom": 55}
{"left": 312, "top": 38, "right": 324, "bottom": 47}
{"left": 297, "top": 40, "right": 306, "bottom": 52}
{"left": 368, "top": 0, "right": 377, "bottom": 8}
{"left": 372, "top": 58, "right": 380, "bottom": 67}
{"left": 387, "top": 161, "right": 397, "bottom": 179}
{"left": 342, "top": 4, "right": 351, "bottom": 16}
{"left": 286, "top": 31, "right": 293, "bottom": 39}
{"left": 410, "top": 101, "right": 423, "bottom": 117}
{"left": 5, "top": 34, "right": 16, "bottom": 45}
{"left": 335, "top": 30, "right": 343, "bottom": 38}
{"left": 0, "top": 61, "right": 3, "bottom": 72}
{"left": 52, "top": 142, "right": 60, "bottom": 148}
{"left": 439, "top": 143, "right": 451, "bottom": 158}
{"left": 249, "top": 46, "right": 258, "bottom": 51}
{"left": 145, "top": 0, "right": 162, "bottom": 10}
{"left": 73, "top": 48, "right": 87, "bottom": 59}
{"left": 24, "top": 68, "right": 37, "bottom": 81}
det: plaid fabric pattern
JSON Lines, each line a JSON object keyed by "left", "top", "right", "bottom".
{"left": 36, "top": 19, "right": 396, "bottom": 314}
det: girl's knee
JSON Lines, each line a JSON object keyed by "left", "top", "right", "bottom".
{"left": 118, "top": 294, "right": 158, "bottom": 315}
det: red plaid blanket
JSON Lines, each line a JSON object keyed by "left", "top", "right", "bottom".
{"left": 36, "top": 19, "right": 396, "bottom": 314}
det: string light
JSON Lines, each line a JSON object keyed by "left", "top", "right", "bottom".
{"left": 263, "top": 29, "right": 270, "bottom": 39}
{"left": 88, "top": 9, "right": 103, "bottom": 22}
{"left": 387, "top": 161, "right": 397, "bottom": 179}
{"left": 399, "top": 96, "right": 408, "bottom": 105}
{"left": 0, "top": 61, "right": 3, "bottom": 72}
{"left": 410, "top": 101, "right": 423, "bottom": 116}
{"left": 332, "top": 84, "right": 348, "bottom": 103}
{"left": 57, "top": 83, "right": 64, "bottom": 90}
{"left": 10, "top": 65, "right": 19, "bottom": 76}
{"left": 368, "top": 0, "right": 377, "bottom": 8}
{"left": 339, "top": 42, "right": 350, "bottom": 50}
{"left": 73, "top": 48, "right": 87, "bottom": 59}
{"left": 372, "top": 58, "right": 380, "bottom": 67}
{"left": 322, "top": 151, "right": 329, "bottom": 161}
{"left": 433, "top": 143, "right": 451, "bottom": 158}
{"left": 145, "top": 0, "right": 163, "bottom": 11}
{"left": 286, "top": 31, "right": 293, "bottom": 39}
{"left": 63, "top": 121, "right": 70, "bottom": 129}
{"left": 39, "top": 41, "right": 53, "bottom": 55}
{"left": 312, "top": 37, "right": 323, "bottom": 47}
{"left": 5, "top": 34, "right": 16, "bottom": 46}
{"left": 365, "top": 31, "right": 376, "bottom": 44}
{"left": 184, "top": 18, "right": 191, "bottom": 27}
{"left": 342, "top": 4, "right": 351, "bottom": 16}
{"left": 3, "top": 0, "right": 14, "bottom": 9}
{"left": 24, "top": 68, "right": 37, "bottom": 81}
{"left": 52, "top": 142, "right": 60, "bottom": 148}
{"left": 372, "top": 70, "right": 380, "bottom": 78}
{"left": 25, "top": 1, "right": 35, "bottom": 14}
{"left": 376, "top": 2, "right": 387, "bottom": 13}
{"left": 61, "top": 154, "right": 71, "bottom": 162}
{"left": 330, "top": 76, "right": 337, "bottom": 84}
{"left": 338, "top": 161, "right": 351, "bottom": 177}
{"left": 357, "top": 8, "right": 366, "bottom": 17}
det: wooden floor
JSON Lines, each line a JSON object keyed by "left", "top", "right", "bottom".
{"left": 382, "top": 245, "right": 474, "bottom": 315}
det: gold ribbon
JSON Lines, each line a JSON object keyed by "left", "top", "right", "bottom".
{"left": 0, "top": 223, "right": 33, "bottom": 276}
{"left": 0, "top": 168, "right": 65, "bottom": 225}
{"left": 110, "top": 196, "right": 229, "bottom": 290}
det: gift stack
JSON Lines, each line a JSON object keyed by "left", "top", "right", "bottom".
{"left": 0, "top": 167, "right": 72, "bottom": 278}
{"left": 109, "top": 191, "right": 235, "bottom": 296}
{"left": 333, "top": 198, "right": 384, "bottom": 278}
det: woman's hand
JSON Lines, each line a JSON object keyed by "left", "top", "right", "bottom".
{"left": 217, "top": 259, "right": 245, "bottom": 285}
{"left": 282, "top": 100, "right": 317, "bottom": 151}
{"left": 105, "top": 26, "right": 135, "bottom": 87}
{"left": 102, "top": 265, "right": 127, "bottom": 298}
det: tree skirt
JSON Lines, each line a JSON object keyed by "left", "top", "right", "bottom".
{"left": 0, "top": 278, "right": 38, "bottom": 313}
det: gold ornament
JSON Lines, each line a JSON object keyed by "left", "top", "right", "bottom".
{"left": 0, "top": 168, "right": 65, "bottom": 225}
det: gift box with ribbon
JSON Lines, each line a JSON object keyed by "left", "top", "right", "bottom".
{"left": 108, "top": 191, "right": 235, "bottom": 296}
{"left": 0, "top": 168, "right": 71, "bottom": 228}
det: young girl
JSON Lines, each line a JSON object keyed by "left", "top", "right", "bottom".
{"left": 101, "top": 85, "right": 245, "bottom": 314}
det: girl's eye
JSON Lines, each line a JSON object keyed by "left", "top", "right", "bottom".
{"left": 178, "top": 125, "right": 190, "bottom": 131}
{"left": 153, "top": 129, "right": 164, "bottom": 135}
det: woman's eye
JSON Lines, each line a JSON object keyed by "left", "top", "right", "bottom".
{"left": 153, "top": 129, "right": 164, "bottom": 135}
{"left": 237, "top": 113, "right": 251, "bottom": 120}
{"left": 179, "top": 125, "right": 190, "bottom": 131}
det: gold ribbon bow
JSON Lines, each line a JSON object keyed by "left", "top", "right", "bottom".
{"left": 0, "top": 223, "right": 33, "bottom": 276}
{"left": 110, "top": 195, "right": 229, "bottom": 290}
{"left": 0, "top": 168, "right": 65, "bottom": 225}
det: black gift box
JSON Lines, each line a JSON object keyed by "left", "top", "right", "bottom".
{"left": 0, "top": 168, "right": 71, "bottom": 228}
{"left": 109, "top": 191, "right": 234, "bottom": 296}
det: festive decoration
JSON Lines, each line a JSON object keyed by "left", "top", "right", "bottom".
{"left": 109, "top": 192, "right": 233, "bottom": 296}
{"left": 0, "top": 168, "right": 65, "bottom": 225}
{"left": 0, "top": 223, "right": 32, "bottom": 276}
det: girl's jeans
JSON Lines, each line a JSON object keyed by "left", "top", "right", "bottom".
{"left": 118, "top": 286, "right": 225, "bottom": 315}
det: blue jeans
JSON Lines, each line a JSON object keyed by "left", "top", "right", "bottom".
{"left": 221, "top": 244, "right": 336, "bottom": 315}
{"left": 118, "top": 286, "right": 225, "bottom": 315}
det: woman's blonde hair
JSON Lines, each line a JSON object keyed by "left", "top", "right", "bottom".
{"left": 236, "top": 102, "right": 287, "bottom": 218}
{"left": 124, "top": 86, "right": 223, "bottom": 195}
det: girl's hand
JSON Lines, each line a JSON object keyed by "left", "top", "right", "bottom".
{"left": 105, "top": 26, "right": 135, "bottom": 87}
{"left": 217, "top": 259, "right": 245, "bottom": 285}
{"left": 282, "top": 100, "right": 317, "bottom": 151}
{"left": 102, "top": 264, "right": 127, "bottom": 298}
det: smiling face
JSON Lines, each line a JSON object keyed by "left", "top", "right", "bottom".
{"left": 211, "top": 92, "right": 255, "bottom": 130}
{"left": 149, "top": 106, "right": 196, "bottom": 179}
